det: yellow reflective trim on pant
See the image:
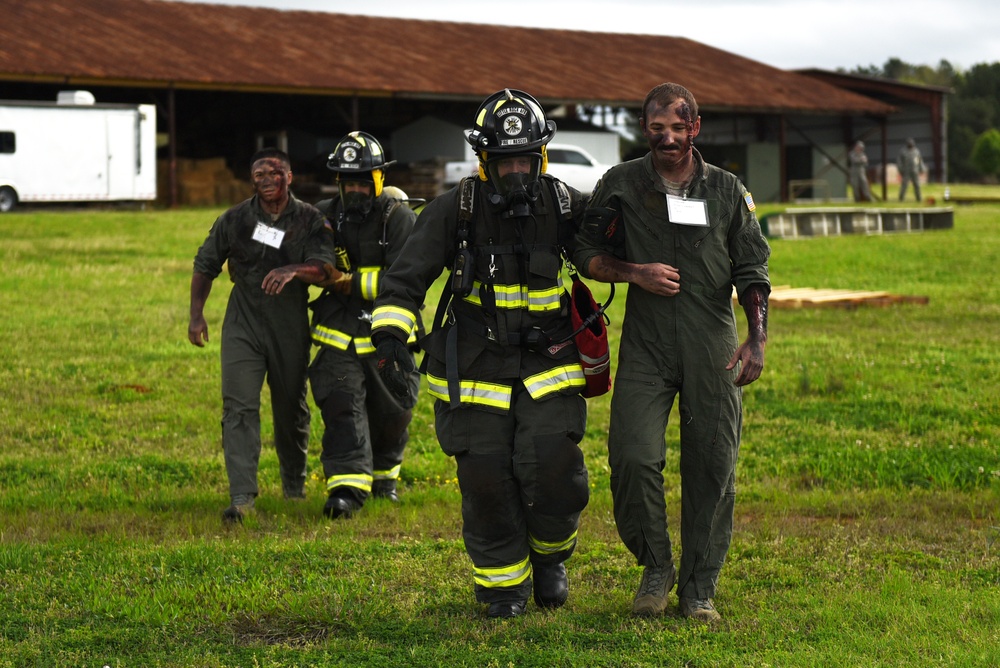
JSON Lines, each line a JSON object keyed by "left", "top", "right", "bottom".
{"left": 473, "top": 556, "right": 532, "bottom": 589}
{"left": 312, "top": 324, "right": 351, "bottom": 351}
{"left": 326, "top": 473, "right": 373, "bottom": 493}
{"left": 373, "top": 465, "right": 401, "bottom": 481}
{"left": 371, "top": 305, "right": 417, "bottom": 338}
{"left": 462, "top": 280, "right": 564, "bottom": 312}
{"left": 358, "top": 268, "right": 380, "bottom": 301}
{"left": 523, "top": 363, "right": 586, "bottom": 400}
{"left": 426, "top": 372, "right": 512, "bottom": 411}
{"left": 529, "top": 530, "right": 578, "bottom": 555}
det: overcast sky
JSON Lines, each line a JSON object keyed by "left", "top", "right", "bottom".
{"left": 178, "top": 0, "right": 1000, "bottom": 72}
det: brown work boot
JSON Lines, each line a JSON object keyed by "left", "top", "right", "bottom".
{"left": 632, "top": 563, "right": 676, "bottom": 617}
{"left": 680, "top": 597, "right": 722, "bottom": 623}
{"left": 222, "top": 494, "right": 255, "bottom": 524}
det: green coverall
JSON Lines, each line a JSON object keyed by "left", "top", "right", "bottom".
{"left": 193, "top": 194, "right": 335, "bottom": 499}
{"left": 308, "top": 194, "right": 420, "bottom": 504}
{"left": 573, "top": 150, "right": 770, "bottom": 601}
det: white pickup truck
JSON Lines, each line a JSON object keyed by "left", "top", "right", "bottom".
{"left": 443, "top": 143, "right": 611, "bottom": 196}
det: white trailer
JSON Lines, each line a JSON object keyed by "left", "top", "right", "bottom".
{"left": 0, "top": 92, "right": 156, "bottom": 212}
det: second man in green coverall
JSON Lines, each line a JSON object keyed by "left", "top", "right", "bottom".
{"left": 574, "top": 82, "right": 770, "bottom": 623}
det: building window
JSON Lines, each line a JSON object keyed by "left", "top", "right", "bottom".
{"left": 0, "top": 132, "right": 15, "bottom": 154}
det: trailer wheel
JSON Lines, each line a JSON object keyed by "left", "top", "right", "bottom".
{"left": 0, "top": 186, "right": 17, "bottom": 213}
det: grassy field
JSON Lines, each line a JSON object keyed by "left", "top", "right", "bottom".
{"left": 1, "top": 189, "right": 998, "bottom": 667}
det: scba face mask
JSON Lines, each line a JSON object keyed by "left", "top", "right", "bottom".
{"left": 485, "top": 155, "right": 542, "bottom": 219}
{"left": 340, "top": 181, "right": 374, "bottom": 224}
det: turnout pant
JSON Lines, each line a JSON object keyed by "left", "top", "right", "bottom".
{"left": 308, "top": 346, "right": 418, "bottom": 504}
{"left": 435, "top": 386, "right": 589, "bottom": 605}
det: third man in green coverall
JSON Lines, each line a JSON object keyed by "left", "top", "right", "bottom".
{"left": 573, "top": 82, "right": 770, "bottom": 623}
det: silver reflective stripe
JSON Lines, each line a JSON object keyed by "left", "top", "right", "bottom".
{"left": 529, "top": 530, "right": 578, "bottom": 555}
{"left": 426, "top": 373, "right": 512, "bottom": 411}
{"left": 371, "top": 305, "right": 417, "bottom": 337}
{"left": 312, "top": 325, "right": 351, "bottom": 351}
{"left": 472, "top": 556, "right": 532, "bottom": 588}
{"left": 327, "top": 472, "right": 373, "bottom": 492}
{"left": 523, "top": 364, "right": 586, "bottom": 399}
{"left": 359, "top": 269, "right": 379, "bottom": 301}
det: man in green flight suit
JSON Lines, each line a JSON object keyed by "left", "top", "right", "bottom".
{"left": 189, "top": 148, "right": 337, "bottom": 523}
{"left": 308, "top": 131, "right": 420, "bottom": 519}
{"left": 573, "top": 83, "right": 771, "bottom": 623}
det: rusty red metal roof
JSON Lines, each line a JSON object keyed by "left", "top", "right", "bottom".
{"left": 0, "top": 0, "right": 895, "bottom": 115}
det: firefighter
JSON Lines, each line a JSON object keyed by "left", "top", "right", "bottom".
{"left": 188, "top": 148, "right": 337, "bottom": 523}
{"left": 308, "top": 131, "right": 420, "bottom": 519}
{"left": 370, "top": 89, "right": 591, "bottom": 618}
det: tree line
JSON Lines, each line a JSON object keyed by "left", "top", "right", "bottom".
{"left": 846, "top": 58, "right": 1000, "bottom": 182}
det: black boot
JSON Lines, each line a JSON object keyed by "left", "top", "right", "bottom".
{"left": 532, "top": 562, "right": 569, "bottom": 608}
{"left": 487, "top": 600, "right": 527, "bottom": 619}
{"left": 323, "top": 493, "right": 361, "bottom": 519}
{"left": 371, "top": 479, "right": 399, "bottom": 502}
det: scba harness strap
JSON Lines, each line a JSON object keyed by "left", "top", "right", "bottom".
{"left": 428, "top": 176, "right": 612, "bottom": 404}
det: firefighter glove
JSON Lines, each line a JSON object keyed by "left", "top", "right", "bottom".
{"left": 375, "top": 335, "right": 414, "bottom": 399}
{"left": 330, "top": 271, "right": 353, "bottom": 295}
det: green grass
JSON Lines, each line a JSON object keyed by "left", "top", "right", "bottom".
{"left": 1, "top": 192, "right": 999, "bottom": 666}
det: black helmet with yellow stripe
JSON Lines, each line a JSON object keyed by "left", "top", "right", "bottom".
{"left": 465, "top": 89, "right": 556, "bottom": 186}
{"left": 326, "top": 131, "right": 395, "bottom": 197}
{"left": 465, "top": 88, "right": 556, "bottom": 209}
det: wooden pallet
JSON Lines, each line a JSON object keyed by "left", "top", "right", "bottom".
{"left": 734, "top": 285, "right": 929, "bottom": 309}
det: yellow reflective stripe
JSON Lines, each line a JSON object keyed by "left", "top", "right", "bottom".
{"left": 462, "top": 283, "right": 483, "bottom": 306}
{"left": 327, "top": 473, "right": 373, "bottom": 493}
{"left": 358, "top": 268, "right": 379, "bottom": 301}
{"left": 523, "top": 363, "right": 586, "bottom": 400}
{"left": 473, "top": 556, "right": 531, "bottom": 589}
{"left": 354, "top": 337, "right": 375, "bottom": 356}
{"left": 373, "top": 465, "right": 401, "bottom": 481}
{"left": 312, "top": 325, "right": 351, "bottom": 351}
{"left": 527, "top": 285, "right": 562, "bottom": 311}
{"left": 426, "top": 373, "right": 512, "bottom": 411}
{"left": 462, "top": 281, "right": 563, "bottom": 312}
{"left": 492, "top": 283, "right": 529, "bottom": 309}
{"left": 529, "top": 530, "right": 578, "bottom": 555}
{"left": 371, "top": 305, "right": 417, "bottom": 337}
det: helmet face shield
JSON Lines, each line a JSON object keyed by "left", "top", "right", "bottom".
{"left": 338, "top": 177, "right": 374, "bottom": 223}
{"left": 484, "top": 154, "right": 542, "bottom": 196}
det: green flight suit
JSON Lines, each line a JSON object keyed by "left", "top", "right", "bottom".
{"left": 573, "top": 150, "right": 770, "bottom": 601}
{"left": 308, "top": 194, "right": 420, "bottom": 504}
{"left": 193, "top": 193, "right": 335, "bottom": 499}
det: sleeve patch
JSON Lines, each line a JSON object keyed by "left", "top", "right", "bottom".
{"left": 743, "top": 192, "right": 756, "bottom": 212}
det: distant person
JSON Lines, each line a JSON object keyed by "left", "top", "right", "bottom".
{"left": 188, "top": 148, "right": 337, "bottom": 523}
{"left": 898, "top": 138, "right": 926, "bottom": 202}
{"left": 848, "top": 140, "right": 872, "bottom": 202}
{"left": 573, "top": 82, "right": 771, "bottom": 623}
{"left": 308, "top": 132, "right": 420, "bottom": 520}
